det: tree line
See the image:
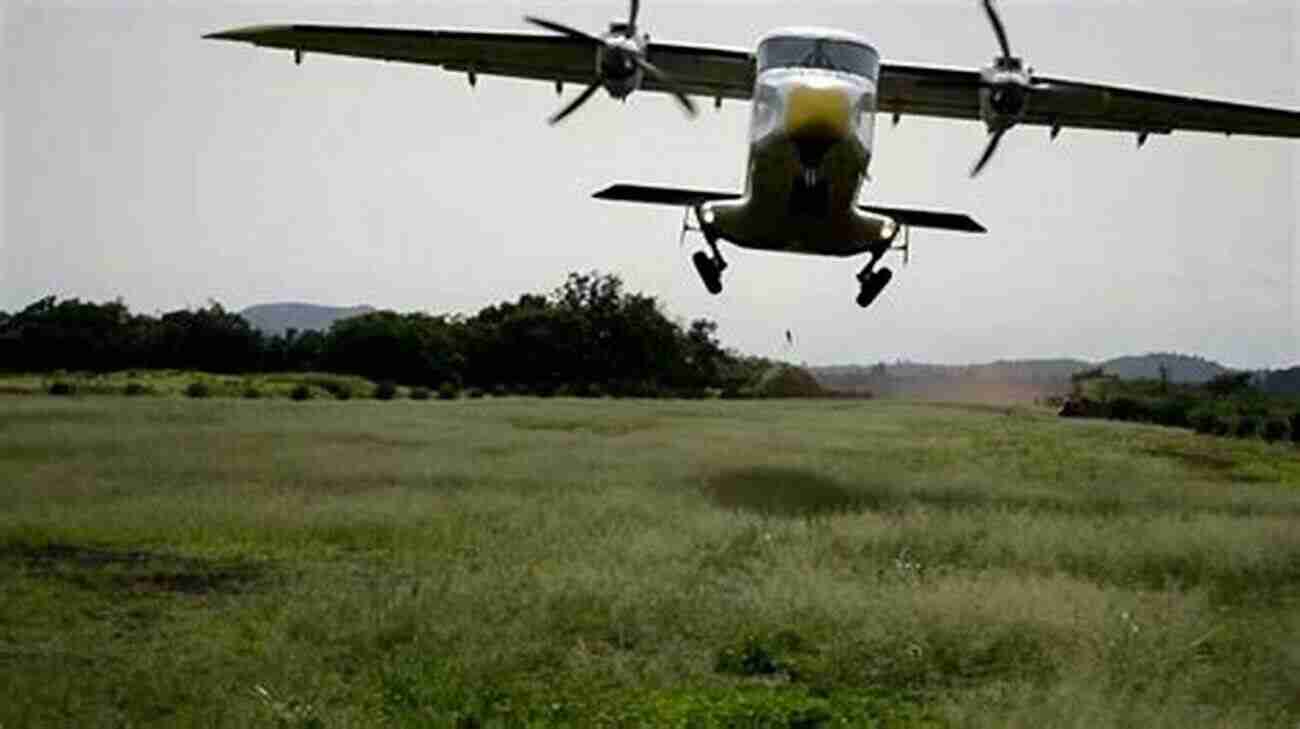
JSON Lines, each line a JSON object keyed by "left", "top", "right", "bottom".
{"left": 0, "top": 272, "right": 770, "bottom": 395}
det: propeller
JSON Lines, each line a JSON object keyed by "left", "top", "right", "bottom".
{"left": 982, "top": 0, "right": 1013, "bottom": 60}
{"left": 970, "top": 127, "right": 1009, "bottom": 178}
{"left": 970, "top": 0, "right": 1035, "bottom": 178}
{"left": 524, "top": 0, "right": 696, "bottom": 124}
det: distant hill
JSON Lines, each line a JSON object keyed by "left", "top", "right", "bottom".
{"left": 811, "top": 352, "right": 1235, "bottom": 403}
{"left": 240, "top": 303, "right": 374, "bottom": 336}
{"left": 1097, "top": 353, "right": 1227, "bottom": 383}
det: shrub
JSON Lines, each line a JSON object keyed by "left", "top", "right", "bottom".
{"left": 437, "top": 382, "right": 460, "bottom": 400}
{"left": 290, "top": 384, "right": 312, "bottom": 401}
{"left": 466, "top": 388, "right": 486, "bottom": 399}
{"left": 1108, "top": 397, "right": 1147, "bottom": 422}
{"left": 1291, "top": 413, "right": 1300, "bottom": 444}
{"left": 715, "top": 631, "right": 805, "bottom": 678}
{"left": 374, "top": 381, "right": 398, "bottom": 401}
{"left": 242, "top": 386, "right": 263, "bottom": 399}
{"left": 1152, "top": 399, "right": 1192, "bottom": 428}
{"left": 331, "top": 385, "right": 352, "bottom": 401}
{"left": 185, "top": 382, "right": 211, "bottom": 399}
{"left": 48, "top": 381, "right": 76, "bottom": 396}
{"left": 1191, "top": 411, "right": 1221, "bottom": 435}
{"left": 1263, "top": 419, "right": 1289, "bottom": 443}
{"left": 123, "top": 382, "right": 150, "bottom": 397}
{"left": 491, "top": 384, "right": 509, "bottom": 398}
{"left": 1206, "top": 371, "right": 1253, "bottom": 397}
{"left": 1234, "top": 415, "right": 1260, "bottom": 439}
{"left": 409, "top": 386, "right": 431, "bottom": 401}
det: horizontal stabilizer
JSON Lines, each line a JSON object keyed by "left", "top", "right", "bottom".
{"left": 593, "top": 184, "right": 740, "bottom": 207}
{"left": 859, "top": 205, "right": 986, "bottom": 234}
{"left": 594, "top": 183, "right": 986, "bottom": 234}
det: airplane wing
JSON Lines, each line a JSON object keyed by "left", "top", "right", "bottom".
{"left": 878, "top": 62, "right": 1300, "bottom": 139}
{"left": 205, "top": 25, "right": 1298, "bottom": 138}
{"left": 203, "top": 25, "right": 755, "bottom": 101}
{"left": 593, "top": 184, "right": 986, "bottom": 234}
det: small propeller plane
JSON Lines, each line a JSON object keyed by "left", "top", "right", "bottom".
{"left": 207, "top": 0, "right": 1300, "bottom": 309}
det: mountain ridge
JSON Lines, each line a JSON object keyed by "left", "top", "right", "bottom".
{"left": 240, "top": 303, "right": 375, "bottom": 336}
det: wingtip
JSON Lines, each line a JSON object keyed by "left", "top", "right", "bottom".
{"left": 202, "top": 25, "right": 285, "bottom": 42}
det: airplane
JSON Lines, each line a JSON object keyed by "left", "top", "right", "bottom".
{"left": 206, "top": 0, "right": 1300, "bottom": 309}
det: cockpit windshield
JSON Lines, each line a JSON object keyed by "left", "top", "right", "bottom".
{"left": 758, "top": 37, "right": 879, "bottom": 77}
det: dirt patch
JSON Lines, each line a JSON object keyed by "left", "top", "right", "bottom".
{"left": 510, "top": 416, "right": 658, "bottom": 437}
{"left": 3, "top": 542, "right": 262, "bottom": 596}
{"left": 319, "top": 432, "right": 428, "bottom": 449}
{"left": 1139, "top": 446, "right": 1262, "bottom": 482}
{"left": 705, "top": 467, "right": 893, "bottom": 517}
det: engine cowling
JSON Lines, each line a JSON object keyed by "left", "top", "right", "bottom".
{"left": 979, "top": 57, "right": 1031, "bottom": 130}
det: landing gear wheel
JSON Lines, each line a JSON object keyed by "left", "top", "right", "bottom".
{"left": 856, "top": 267, "right": 893, "bottom": 309}
{"left": 692, "top": 251, "right": 724, "bottom": 295}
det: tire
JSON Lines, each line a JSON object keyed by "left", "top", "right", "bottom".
{"left": 856, "top": 268, "right": 893, "bottom": 308}
{"left": 693, "top": 252, "right": 723, "bottom": 294}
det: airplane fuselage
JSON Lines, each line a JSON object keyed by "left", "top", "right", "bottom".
{"left": 701, "top": 29, "right": 896, "bottom": 257}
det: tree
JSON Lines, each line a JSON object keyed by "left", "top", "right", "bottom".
{"left": 1205, "top": 371, "right": 1252, "bottom": 398}
{"left": 155, "top": 302, "right": 263, "bottom": 373}
{"left": 323, "top": 311, "right": 463, "bottom": 385}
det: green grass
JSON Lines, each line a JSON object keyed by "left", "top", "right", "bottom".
{"left": 2, "top": 396, "right": 1299, "bottom": 728}
{"left": 0, "top": 370, "right": 385, "bottom": 400}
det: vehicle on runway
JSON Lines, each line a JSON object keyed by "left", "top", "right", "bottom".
{"left": 207, "top": 0, "right": 1300, "bottom": 309}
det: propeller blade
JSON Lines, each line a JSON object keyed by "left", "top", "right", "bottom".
{"left": 524, "top": 16, "right": 603, "bottom": 44}
{"left": 981, "top": 0, "right": 1013, "bottom": 60}
{"left": 549, "top": 81, "right": 603, "bottom": 125}
{"left": 970, "top": 127, "right": 1008, "bottom": 178}
{"left": 628, "top": 0, "right": 640, "bottom": 32}
{"left": 635, "top": 57, "right": 697, "bottom": 117}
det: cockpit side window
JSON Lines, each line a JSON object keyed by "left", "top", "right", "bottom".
{"left": 758, "top": 37, "right": 879, "bottom": 77}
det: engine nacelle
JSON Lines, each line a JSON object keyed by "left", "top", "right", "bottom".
{"left": 978, "top": 57, "right": 1031, "bottom": 130}
{"left": 598, "top": 36, "right": 646, "bottom": 99}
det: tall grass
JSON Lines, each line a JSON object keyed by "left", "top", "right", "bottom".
{"left": 0, "top": 397, "right": 1297, "bottom": 727}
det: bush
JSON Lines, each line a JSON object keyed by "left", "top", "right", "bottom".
{"left": 185, "top": 382, "right": 211, "bottom": 399}
{"left": 409, "top": 386, "right": 431, "bottom": 401}
{"left": 123, "top": 382, "right": 150, "bottom": 397}
{"left": 1108, "top": 397, "right": 1147, "bottom": 422}
{"left": 466, "top": 388, "right": 486, "bottom": 399}
{"left": 290, "top": 384, "right": 312, "bottom": 401}
{"left": 1191, "top": 411, "right": 1221, "bottom": 435}
{"left": 1291, "top": 413, "right": 1300, "bottom": 444}
{"left": 1263, "top": 419, "right": 1289, "bottom": 443}
{"left": 1206, "top": 371, "right": 1253, "bottom": 397}
{"left": 491, "top": 384, "right": 509, "bottom": 398}
{"left": 319, "top": 381, "right": 352, "bottom": 400}
{"left": 437, "top": 382, "right": 460, "bottom": 400}
{"left": 48, "top": 381, "right": 76, "bottom": 396}
{"left": 1234, "top": 415, "right": 1260, "bottom": 439}
{"left": 1152, "top": 399, "right": 1192, "bottom": 428}
{"left": 374, "top": 381, "right": 398, "bottom": 401}
{"left": 242, "top": 386, "right": 263, "bottom": 399}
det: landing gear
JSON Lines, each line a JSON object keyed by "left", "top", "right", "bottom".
{"left": 856, "top": 267, "right": 893, "bottom": 308}
{"left": 692, "top": 252, "right": 724, "bottom": 294}
{"left": 855, "top": 244, "right": 893, "bottom": 309}
{"left": 691, "top": 222, "right": 728, "bottom": 295}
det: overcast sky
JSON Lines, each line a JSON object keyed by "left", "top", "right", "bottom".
{"left": 3, "top": 0, "right": 1297, "bottom": 368}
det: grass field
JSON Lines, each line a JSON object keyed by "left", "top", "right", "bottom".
{"left": 2, "top": 396, "right": 1299, "bottom": 728}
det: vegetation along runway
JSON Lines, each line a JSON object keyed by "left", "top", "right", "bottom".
{"left": 2, "top": 395, "right": 1299, "bottom": 727}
